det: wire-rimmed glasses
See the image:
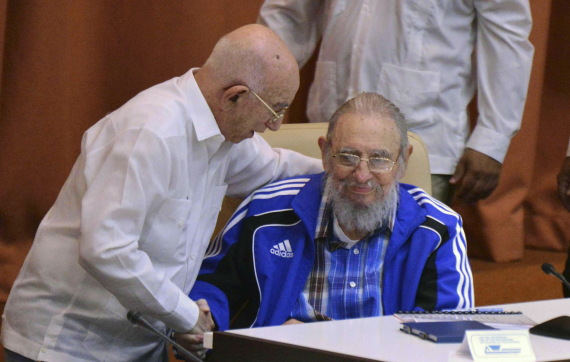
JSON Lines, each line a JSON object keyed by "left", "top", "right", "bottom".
{"left": 250, "top": 89, "right": 288, "bottom": 123}
{"left": 332, "top": 152, "right": 399, "bottom": 173}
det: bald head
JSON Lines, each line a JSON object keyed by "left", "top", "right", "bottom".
{"left": 201, "top": 24, "right": 299, "bottom": 97}
{"left": 195, "top": 24, "right": 300, "bottom": 143}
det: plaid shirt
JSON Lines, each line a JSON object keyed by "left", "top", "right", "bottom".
{"left": 290, "top": 192, "right": 395, "bottom": 322}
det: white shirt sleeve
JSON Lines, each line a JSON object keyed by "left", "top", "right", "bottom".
{"left": 224, "top": 133, "right": 323, "bottom": 198}
{"left": 467, "top": 0, "right": 534, "bottom": 163}
{"left": 258, "top": 0, "right": 325, "bottom": 68}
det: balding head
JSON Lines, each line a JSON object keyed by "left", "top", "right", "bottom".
{"left": 204, "top": 24, "right": 299, "bottom": 93}
{"left": 196, "top": 24, "right": 300, "bottom": 143}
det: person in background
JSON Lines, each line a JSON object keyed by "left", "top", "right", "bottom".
{"left": 258, "top": 0, "right": 534, "bottom": 204}
{"left": 189, "top": 92, "right": 473, "bottom": 334}
{"left": 1, "top": 24, "right": 322, "bottom": 361}
{"left": 558, "top": 138, "right": 570, "bottom": 297}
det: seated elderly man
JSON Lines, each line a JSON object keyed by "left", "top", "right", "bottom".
{"left": 189, "top": 92, "right": 474, "bottom": 331}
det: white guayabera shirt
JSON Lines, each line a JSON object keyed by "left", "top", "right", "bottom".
{"left": 259, "top": 0, "right": 534, "bottom": 174}
{"left": 1, "top": 68, "right": 322, "bottom": 361}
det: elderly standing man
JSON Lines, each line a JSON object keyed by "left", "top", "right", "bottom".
{"left": 188, "top": 93, "right": 473, "bottom": 337}
{"left": 1, "top": 24, "right": 322, "bottom": 361}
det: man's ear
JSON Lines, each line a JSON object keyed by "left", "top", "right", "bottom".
{"left": 396, "top": 143, "right": 414, "bottom": 180}
{"left": 402, "top": 143, "right": 413, "bottom": 167}
{"left": 221, "top": 85, "right": 249, "bottom": 111}
{"left": 318, "top": 136, "right": 329, "bottom": 171}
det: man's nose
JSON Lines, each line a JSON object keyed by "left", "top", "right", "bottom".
{"left": 353, "top": 160, "right": 373, "bottom": 182}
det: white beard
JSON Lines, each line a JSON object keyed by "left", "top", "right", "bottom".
{"left": 325, "top": 175, "right": 399, "bottom": 236}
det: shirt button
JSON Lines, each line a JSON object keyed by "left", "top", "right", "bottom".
{"left": 349, "top": 281, "right": 356, "bottom": 288}
{"left": 190, "top": 253, "right": 196, "bottom": 260}
{"left": 353, "top": 248, "right": 360, "bottom": 255}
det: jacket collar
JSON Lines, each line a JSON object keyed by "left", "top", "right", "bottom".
{"left": 384, "top": 183, "right": 427, "bottom": 263}
{"left": 290, "top": 172, "right": 326, "bottom": 240}
{"left": 290, "top": 173, "right": 425, "bottom": 237}
{"left": 290, "top": 173, "right": 427, "bottom": 260}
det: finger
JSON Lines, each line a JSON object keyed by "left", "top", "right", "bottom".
{"left": 176, "top": 339, "right": 205, "bottom": 352}
{"left": 454, "top": 171, "right": 477, "bottom": 203}
{"left": 173, "top": 333, "right": 205, "bottom": 351}
{"left": 450, "top": 158, "right": 466, "bottom": 185}
{"left": 196, "top": 301, "right": 215, "bottom": 331}
{"left": 187, "top": 343, "right": 204, "bottom": 351}
{"left": 282, "top": 318, "right": 303, "bottom": 325}
{"left": 457, "top": 163, "right": 500, "bottom": 203}
{"left": 467, "top": 179, "right": 492, "bottom": 202}
{"left": 196, "top": 299, "right": 210, "bottom": 313}
{"left": 174, "top": 333, "right": 203, "bottom": 344}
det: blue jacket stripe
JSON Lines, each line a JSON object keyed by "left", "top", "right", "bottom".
{"left": 409, "top": 189, "right": 474, "bottom": 309}
{"left": 253, "top": 189, "right": 300, "bottom": 200}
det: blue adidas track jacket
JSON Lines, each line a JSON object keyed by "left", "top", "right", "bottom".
{"left": 189, "top": 173, "right": 474, "bottom": 331}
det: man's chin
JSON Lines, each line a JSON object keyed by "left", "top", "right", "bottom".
{"left": 232, "top": 131, "right": 255, "bottom": 143}
{"left": 345, "top": 193, "right": 381, "bottom": 207}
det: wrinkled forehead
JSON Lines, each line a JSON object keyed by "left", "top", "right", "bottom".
{"left": 331, "top": 113, "right": 401, "bottom": 154}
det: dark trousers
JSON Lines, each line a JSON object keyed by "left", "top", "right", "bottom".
{"left": 4, "top": 348, "right": 36, "bottom": 362}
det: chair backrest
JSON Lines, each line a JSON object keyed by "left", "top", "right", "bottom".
{"left": 259, "top": 122, "right": 432, "bottom": 193}
{"left": 213, "top": 122, "right": 432, "bottom": 238}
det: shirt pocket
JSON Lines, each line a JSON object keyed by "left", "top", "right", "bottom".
{"left": 327, "top": 0, "right": 347, "bottom": 18}
{"left": 405, "top": 0, "right": 449, "bottom": 29}
{"left": 377, "top": 63, "right": 440, "bottom": 130}
{"left": 140, "top": 198, "right": 193, "bottom": 263}
{"left": 197, "top": 185, "right": 228, "bottom": 247}
{"left": 307, "top": 61, "right": 338, "bottom": 123}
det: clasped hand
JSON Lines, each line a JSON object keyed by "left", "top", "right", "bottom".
{"left": 172, "top": 299, "right": 215, "bottom": 360}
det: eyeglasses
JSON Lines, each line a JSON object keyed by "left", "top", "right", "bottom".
{"left": 250, "top": 89, "right": 288, "bottom": 123}
{"left": 332, "top": 152, "right": 399, "bottom": 173}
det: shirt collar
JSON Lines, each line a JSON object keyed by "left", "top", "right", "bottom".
{"left": 179, "top": 68, "right": 224, "bottom": 142}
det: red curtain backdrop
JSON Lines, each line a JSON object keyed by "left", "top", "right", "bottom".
{"left": 0, "top": 0, "right": 568, "bottom": 310}
{"left": 0, "top": 0, "right": 267, "bottom": 303}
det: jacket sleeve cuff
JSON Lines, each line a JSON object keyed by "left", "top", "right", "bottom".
{"left": 466, "top": 124, "right": 512, "bottom": 163}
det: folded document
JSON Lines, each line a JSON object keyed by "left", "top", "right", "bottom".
{"left": 400, "top": 320, "right": 495, "bottom": 343}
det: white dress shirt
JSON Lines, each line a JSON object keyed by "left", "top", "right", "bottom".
{"left": 1, "top": 68, "right": 322, "bottom": 361}
{"left": 259, "top": 0, "right": 534, "bottom": 174}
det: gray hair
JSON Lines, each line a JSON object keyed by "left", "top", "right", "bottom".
{"left": 326, "top": 92, "right": 408, "bottom": 161}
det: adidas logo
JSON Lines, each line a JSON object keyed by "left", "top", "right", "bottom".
{"left": 270, "top": 239, "right": 294, "bottom": 258}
